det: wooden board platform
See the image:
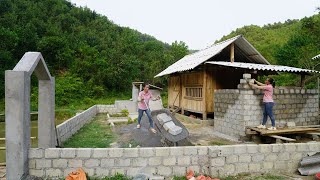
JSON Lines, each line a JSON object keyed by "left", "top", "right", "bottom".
{"left": 248, "top": 127, "right": 320, "bottom": 136}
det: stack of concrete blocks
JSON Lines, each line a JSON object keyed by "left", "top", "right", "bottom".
{"left": 214, "top": 73, "right": 319, "bottom": 139}
{"left": 28, "top": 142, "right": 320, "bottom": 178}
{"left": 237, "top": 73, "right": 254, "bottom": 89}
{"left": 96, "top": 104, "right": 119, "bottom": 114}
{"left": 157, "top": 113, "right": 182, "bottom": 135}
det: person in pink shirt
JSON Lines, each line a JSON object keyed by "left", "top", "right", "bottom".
{"left": 137, "top": 83, "right": 160, "bottom": 133}
{"left": 249, "top": 77, "right": 277, "bottom": 130}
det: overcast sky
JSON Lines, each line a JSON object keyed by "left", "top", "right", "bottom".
{"left": 69, "top": 0, "right": 319, "bottom": 50}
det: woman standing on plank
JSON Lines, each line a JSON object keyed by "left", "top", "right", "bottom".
{"left": 249, "top": 77, "right": 277, "bottom": 131}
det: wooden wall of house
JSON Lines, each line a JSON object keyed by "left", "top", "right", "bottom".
{"left": 168, "top": 66, "right": 245, "bottom": 118}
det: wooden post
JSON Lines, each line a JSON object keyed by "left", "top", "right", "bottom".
{"left": 180, "top": 74, "right": 184, "bottom": 115}
{"left": 300, "top": 74, "right": 306, "bottom": 87}
{"left": 202, "top": 68, "right": 207, "bottom": 120}
{"left": 230, "top": 43, "right": 234, "bottom": 63}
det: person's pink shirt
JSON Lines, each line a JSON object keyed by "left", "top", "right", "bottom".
{"left": 138, "top": 91, "right": 152, "bottom": 110}
{"left": 263, "top": 84, "right": 274, "bottom": 102}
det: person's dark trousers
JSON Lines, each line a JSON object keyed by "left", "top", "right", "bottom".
{"left": 137, "top": 109, "right": 154, "bottom": 128}
{"left": 262, "top": 102, "right": 276, "bottom": 127}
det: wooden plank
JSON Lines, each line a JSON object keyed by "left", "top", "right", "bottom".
{"left": 250, "top": 127, "right": 320, "bottom": 135}
{"left": 230, "top": 43, "right": 234, "bottom": 63}
{"left": 300, "top": 73, "right": 306, "bottom": 87}
{"left": 306, "top": 132, "right": 320, "bottom": 135}
{"left": 268, "top": 135, "right": 296, "bottom": 142}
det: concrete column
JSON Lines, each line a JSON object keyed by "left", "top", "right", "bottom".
{"left": 38, "top": 77, "right": 55, "bottom": 148}
{"left": 132, "top": 84, "right": 139, "bottom": 102}
{"left": 5, "top": 71, "right": 30, "bottom": 180}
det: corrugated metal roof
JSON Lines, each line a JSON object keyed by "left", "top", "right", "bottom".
{"left": 155, "top": 35, "right": 270, "bottom": 77}
{"left": 298, "top": 152, "right": 320, "bottom": 175}
{"left": 312, "top": 54, "right": 320, "bottom": 60}
{"left": 205, "top": 61, "right": 319, "bottom": 74}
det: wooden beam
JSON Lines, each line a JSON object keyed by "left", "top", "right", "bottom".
{"left": 230, "top": 43, "right": 235, "bottom": 63}
{"left": 300, "top": 73, "right": 306, "bottom": 87}
{"left": 180, "top": 74, "right": 184, "bottom": 115}
{"left": 268, "top": 135, "right": 296, "bottom": 142}
{"left": 202, "top": 68, "right": 207, "bottom": 120}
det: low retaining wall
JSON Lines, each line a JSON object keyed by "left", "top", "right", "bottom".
{"left": 214, "top": 88, "right": 319, "bottom": 139}
{"left": 56, "top": 106, "right": 98, "bottom": 144}
{"left": 28, "top": 143, "right": 320, "bottom": 178}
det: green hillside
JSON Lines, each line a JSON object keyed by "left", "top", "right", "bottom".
{"left": 217, "top": 12, "right": 320, "bottom": 87}
{"left": 0, "top": 0, "right": 188, "bottom": 107}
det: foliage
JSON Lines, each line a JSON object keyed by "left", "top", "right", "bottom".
{"left": 0, "top": 0, "right": 189, "bottom": 106}
{"left": 87, "top": 173, "right": 132, "bottom": 180}
{"left": 63, "top": 114, "right": 115, "bottom": 148}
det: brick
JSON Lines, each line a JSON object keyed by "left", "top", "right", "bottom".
{"left": 272, "top": 144, "right": 283, "bottom": 153}
{"left": 226, "top": 155, "right": 238, "bottom": 163}
{"left": 219, "top": 145, "right": 234, "bottom": 155}
{"left": 68, "top": 159, "right": 82, "bottom": 168}
{"left": 263, "top": 162, "right": 274, "bottom": 170}
{"left": 265, "top": 154, "right": 277, "bottom": 161}
{"left": 249, "top": 163, "right": 261, "bottom": 172}
{"left": 243, "top": 73, "right": 251, "bottom": 79}
{"left": 95, "top": 167, "right": 110, "bottom": 176}
{"left": 61, "top": 148, "right": 76, "bottom": 158}
{"left": 278, "top": 152, "right": 290, "bottom": 161}
{"left": 92, "top": 148, "right": 108, "bottom": 158}
{"left": 46, "top": 169, "right": 62, "bottom": 177}
{"left": 163, "top": 157, "right": 176, "bottom": 166}
{"left": 45, "top": 148, "right": 60, "bottom": 158}
{"left": 155, "top": 148, "right": 170, "bottom": 156}
{"left": 63, "top": 168, "right": 77, "bottom": 177}
{"left": 84, "top": 159, "right": 100, "bottom": 167}
{"left": 246, "top": 144, "right": 258, "bottom": 154}
{"left": 178, "top": 156, "right": 190, "bottom": 165}
{"left": 191, "top": 157, "right": 198, "bottom": 165}
{"left": 123, "top": 148, "right": 138, "bottom": 157}
{"left": 291, "top": 153, "right": 303, "bottom": 161}
{"left": 234, "top": 145, "right": 247, "bottom": 154}
{"left": 82, "top": 168, "right": 95, "bottom": 177}
{"left": 139, "top": 148, "right": 155, "bottom": 157}
{"left": 157, "top": 113, "right": 172, "bottom": 125}
{"left": 109, "top": 148, "right": 123, "bottom": 157}
{"left": 163, "top": 121, "right": 175, "bottom": 131}
{"left": 101, "top": 158, "right": 115, "bottom": 167}
{"left": 170, "top": 147, "right": 184, "bottom": 156}
{"left": 110, "top": 168, "right": 125, "bottom": 175}
{"left": 184, "top": 147, "right": 198, "bottom": 155}
{"left": 29, "top": 169, "right": 44, "bottom": 177}
{"left": 198, "top": 147, "right": 208, "bottom": 155}
{"left": 284, "top": 144, "right": 297, "bottom": 152}
{"left": 188, "top": 166, "right": 200, "bottom": 174}
{"left": 211, "top": 157, "right": 225, "bottom": 167}
{"left": 157, "top": 166, "right": 172, "bottom": 176}
{"left": 77, "top": 148, "right": 92, "bottom": 158}
{"left": 36, "top": 159, "right": 51, "bottom": 169}
{"left": 259, "top": 144, "right": 272, "bottom": 153}
{"left": 238, "top": 154, "right": 251, "bottom": 163}
{"left": 117, "top": 158, "right": 131, "bottom": 166}
{"left": 222, "top": 164, "right": 235, "bottom": 174}
{"left": 29, "top": 148, "right": 44, "bottom": 158}
{"left": 126, "top": 168, "right": 140, "bottom": 177}
{"left": 149, "top": 157, "right": 162, "bottom": 166}
{"left": 235, "top": 163, "right": 248, "bottom": 173}
{"left": 252, "top": 154, "right": 264, "bottom": 162}
{"left": 52, "top": 159, "right": 67, "bottom": 168}
{"left": 29, "top": 159, "right": 36, "bottom": 169}
{"left": 131, "top": 158, "right": 148, "bottom": 166}
{"left": 308, "top": 142, "right": 320, "bottom": 152}
{"left": 172, "top": 167, "right": 186, "bottom": 176}
{"left": 274, "top": 161, "right": 287, "bottom": 170}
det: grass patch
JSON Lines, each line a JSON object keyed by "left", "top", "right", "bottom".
{"left": 221, "top": 173, "right": 286, "bottom": 180}
{"left": 0, "top": 98, "right": 4, "bottom": 114}
{"left": 63, "top": 114, "right": 115, "bottom": 148}
{"left": 88, "top": 173, "right": 131, "bottom": 180}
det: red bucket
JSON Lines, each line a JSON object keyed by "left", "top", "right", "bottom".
{"left": 315, "top": 172, "right": 320, "bottom": 180}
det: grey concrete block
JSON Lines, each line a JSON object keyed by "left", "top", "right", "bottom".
{"left": 101, "top": 158, "right": 115, "bottom": 167}
{"left": 131, "top": 158, "right": 148, "bottom": 166}
{"left": 163, "top": 121, "right": 175, "bottom": 131}
{"left": 149, "top": 157, "right": 162, "bottom": 166}
{"left": 157, "top": 113, "right": 172, "bottom": 125}
{"left": 243, "top": 73, "right": 251, "bottom": 79}
{"left": 68, "top": 159, "right": 82, "bottom": 168}
{"left": 163, "top": 157, "right": 176, "bottom": 166}
{"left": 52, "top": 159, "right": 68, "bottom": 168}
{"left": 168, "top": 125, "right": 182, "bottom": 135}
{"left": 155, "top": 148, "right": 170, "bottom": 156}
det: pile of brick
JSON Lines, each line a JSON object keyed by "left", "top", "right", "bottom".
{"left": 157, "top": 113, "right": 182, "bottom": 135}
{"left": 237, "top": 73, "right": 253, "bottom": 89}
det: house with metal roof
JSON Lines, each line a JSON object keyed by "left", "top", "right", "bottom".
{"left": 155, "top": 35, "right": 318, "bottom": 120}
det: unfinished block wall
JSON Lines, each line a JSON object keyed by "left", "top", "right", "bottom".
{"left": 28, "top": 143, "right": 320, "bottom": 178}
{"left": 214, "top": 88, "right": 319, "bottom": 139}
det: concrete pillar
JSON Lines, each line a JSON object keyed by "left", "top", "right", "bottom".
{"left": 38, "top": 77, "right": 55, "bottom": 148}
{"left": 132, "top": 84, "right": 139, "bottom": 102}
{"left": 5, "top": 71, "right": 30, "bottom": 180}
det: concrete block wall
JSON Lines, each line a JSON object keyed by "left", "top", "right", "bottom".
{"left": 28, "top": 142, "right": 320, "bottom": 178}
{"left": 56, "top": 106, "right": 98, "bottom": 144}
{"left": 214, "top": 88, "right": 319, "bottom": 139}
{"left": 96, "top": 104, "right": 120, "bottom": 114}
